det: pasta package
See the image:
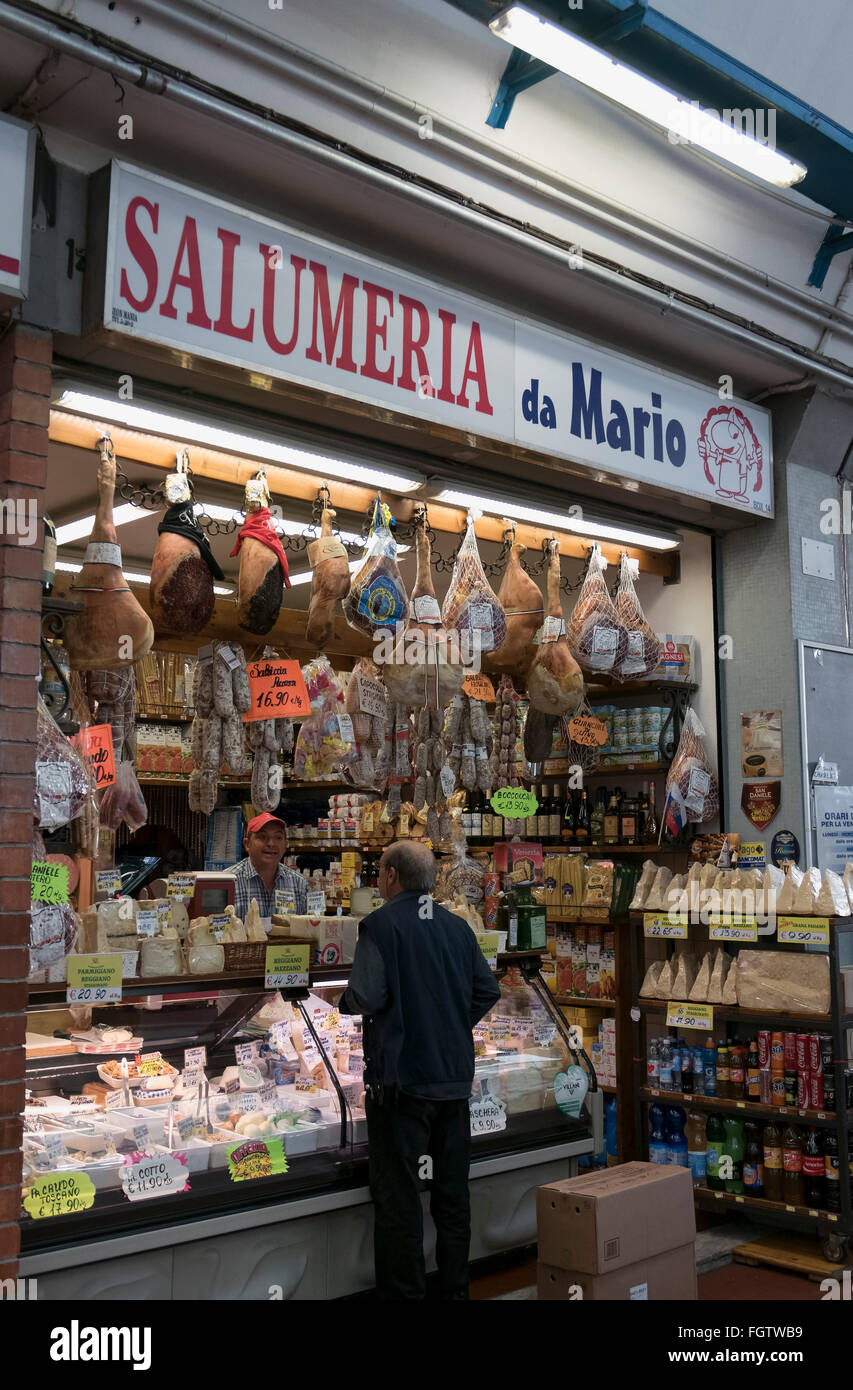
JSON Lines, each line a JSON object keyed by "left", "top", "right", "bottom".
{"left": 582, "top": 861, "right": 614, "bottom": 909}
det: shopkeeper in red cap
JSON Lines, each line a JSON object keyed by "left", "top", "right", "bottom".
{"left": 229, "top": 813, "right": 307, "bottom": 922}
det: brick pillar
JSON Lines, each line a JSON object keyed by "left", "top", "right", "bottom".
{"left": 0, "top": 324, "right": 51, "bottom": 1280}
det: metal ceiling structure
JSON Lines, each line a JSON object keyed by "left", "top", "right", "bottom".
{"left": 446, "top": 0, "right": 853, "bottom": 288}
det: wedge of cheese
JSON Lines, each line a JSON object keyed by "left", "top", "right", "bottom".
{"left": 722, "top": 955, "right": 739, "bottom": 1004}
{"left": 630, "top": 860, "right": 658, "bottom": 911}
{"left": 689, "top": 952, "right": 712, "bottom": 1002}
{"left": 774, "top": 865, "right": 802, "bottom": 914}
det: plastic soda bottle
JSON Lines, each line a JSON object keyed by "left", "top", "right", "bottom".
{"left": 687, "top": 1110, "right": 707, "bottom": 1185}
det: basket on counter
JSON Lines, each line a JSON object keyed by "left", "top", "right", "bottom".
{"left": 221, "top": 941, "right": 268, "bottom": 973}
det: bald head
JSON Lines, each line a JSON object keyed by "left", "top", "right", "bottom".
{"left": 379, "top": 840, "right": 437, "bottom": 898}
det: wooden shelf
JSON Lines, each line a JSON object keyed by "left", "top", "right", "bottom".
{"left": 586, "top": 681, "right": 698, "bottom": 697}
{"left": 541, "top": 763, "right": 670, "bottom": 778}
{"left": 640, "top": 1086, "right": 841, "bottom": 1127}
{"left": 636, "top": 999, "right": 834, "bottom": 1028}
{"left": 555, "top": 995, "right": 617, "bottom": 1009}
{"left": 538, "top": 844, "right": 678, "bottom": 855}
{"left": 693, "top": 1186, "right": 839, "bottom": 1224}
{"left": 598, "top": 1083, "right": 618, "bottom": 1094}
{"left": 138, "top": 777, "right": 251, "bottom": 788}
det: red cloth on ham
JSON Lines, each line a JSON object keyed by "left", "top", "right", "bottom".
{"left": 229, "top": 507, "right": 291, "bottom": 587}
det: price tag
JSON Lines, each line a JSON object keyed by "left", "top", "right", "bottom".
{"left": 643, "top": 914, "right": 688, "bottom": 939}
{"left": 136, "top": 909, "right": 158, "bottom": 937}
{"left": 258, "top": 1080, "right": 277, "bottom": 1107}
{"left": 66, "top": 955, "right": 122, "bottom": 1005}
{"left": 357, "top": 676, "right": 386, "bottom": 718}
{"left": 534, "top": 1021, "right": 558, "bottom": 1046}
{"left": 469, "top": 1095, "right": 507, "bottom": 1136}
{"left": 68, "top": 1095, "right": 98, "bottom": 1112}
{"left": 709, "top": 919, "right": 758, "bottom": 942}
{"left": 184, "top": 1046, "right": 207, "bottom": 1071}
{"left": 44, "top": 1133, "right": 67, "bottom": 1164}
{"left": 177, "top": 1116, "right": 193, "bottom": 1141}
{"left": 30, "top": 860, "right": 69, "bottom": 905}
{"left": 218, "top": 644, "right": 242, "bottom": 671}
{"left": 265, "top": 944, "right": 310, "bottom": 989}
{"left": 72, "top": 723, "right": 116, "bottom": 788}
{"left": 104, "top": 1089, "right": 125, "bottom": 1111}
{"left": 568, "top": 714, "right": 609, "bottom": 747}
{"left": 235, "top": 1092, "right": 261, "bottom": 1113}
{"left": 306, "top": 890, "right": 326, "bottom": 915}
{"left": 777, "top": 917, "right": 830, "bottom": 945}
{"left": 182, "top": 1069, "right": 204, "bottom": 1092}
{"left": 274, "top": 890, "right": 297, "bottom": 916}
{"left": 348, "top": 1054, "right": 365, "bottom": 1077}
{"left": 23, "top": 1172, "right": 96, "bottom": 1219}
{"left": 477, "top": 932, "right": 500, "bottom": 970}
{"left": 95, "top": 868, "right": 122, "bottom": 896}
{"left": 168, "top": 874, "right": 195, "bottom": 899}
{"left": 132, "top": 1123, "right": 152, "bottom": 1151}
{"left": 490, "top": 787, "right": 538, "bottom": 819}
{"left": 243, "top": 659, "right": 311, "bottom": 722}
{"left": 462, "top": 672, "right": 496, "bottom": 702}
{"left": 121, "top": 1154, "right": 189, "bottom": 1202}
{"left": 666, "top": 1001, "right": 714, "bottom": 1030}
{"left": 337, "top": 713, "right": 355, "bottom": 743}
{"left": 224, "top": 1077, "right": 241, "bottom": 1095}
{"left": 235, "top": 1042, "right": 258, "bottom": 1065}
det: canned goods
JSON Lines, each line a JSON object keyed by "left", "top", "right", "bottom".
{"left": 823, "top": 1075, "right": 836, "bottom": 1112}
{"left": 784, "top": 1070, "right": 797, "bottom": 1106}
{"left": 482, "top": 901, "right": 500, "bottom": 929}
{"left": 770, "top": 1033, "right": 785, "bottom": 1072}
{"left": 483, "top": 873, "right": 501, "bottom": 900}
{"left": 795, "top": 1034, "right": 808, "bottom": 1071}
{"left": 796, "top": 1070, "right": 809, "bottom": 1109}
{"left": 611, "top": 710, "right": 629, "bottom": 750}
{"left": 758, "top": 1031, "right": 771, "bottom": 1069}
{"left": 771, "top": 1073, "right": 786, "bottom": 1107}
{"left": 783, "top": 1033, "right": 797, "bottom": 1069}
{"left": 809, "top": 1072, "right": 825, "bottom": 1110}
{"left": 808, "top": 1034, "right": 822, "bottom": 1073}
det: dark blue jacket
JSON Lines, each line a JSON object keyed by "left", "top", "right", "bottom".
{"left": 340, "top": 891, "right": 501, "bottom": 1100}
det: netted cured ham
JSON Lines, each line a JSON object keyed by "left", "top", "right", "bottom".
{"left": 613, "top": 553, "right": 661, "bottom": 681}
{"left": 441, "top": 516, "right": 506, "bottom": 658}
{"left": 306, "top": 501, "right": 350, "bottom": 649}
{"left": 567, "top": 545, "right": 629, "bottom": 678}
{"left": 344, "top": 499, "right": 408, "bottom": 634}
{"left": 383, "top": 522, "right": 465, "bottom": 707}
{"left": 484, "top": 535, "right": 544, "bottom": 682}
{"left": 64, "top": 438, "right": 154, "bottom": 670}
{"left": 526, "top": 541, "right": 584, "bottom": 716}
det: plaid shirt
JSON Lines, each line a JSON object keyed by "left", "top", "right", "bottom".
{"left": 229, "top": 858, "right": 308, "bottom": 922}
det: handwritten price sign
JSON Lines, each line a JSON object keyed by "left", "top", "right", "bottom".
{"left": 666, "top": 1001, "right": 714, "bottom": 1030}
{"left": 491, "top": 786, "right": 538, "bottom": 819}
{"left": 643, "top": 914, "right": 688, "bottom": 939}
{"left": 243, "top": 659, "right": 311, "bottom": 722}
{"left": 31, "top": 860, "right": 69, "bottom": 905}
{"left": 777, "top": 917, "right": 830, "bottom": 945}
{"left": 73, "top": 724, "right": 116, "bottom": 788}
{"left": 469, "top": 1096, "right": 507, "bottom": 1137}
{"left": 462, "top": 672, "right": 496, "bottom": 702}
{"left": 568, "top": 715, "right": 609, "bottom": 748}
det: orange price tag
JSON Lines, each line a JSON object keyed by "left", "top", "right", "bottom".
{"left": 462, "top": 672, "right": 496, "bottom": 702}
{"left": 243, "top": 659, "right": 311, "bottom": 721}
{"left": 568, "top": 716, "right": 608, "bottom": 747}
{"left": 73, "top": 724, "right": 116, "bottom": 787}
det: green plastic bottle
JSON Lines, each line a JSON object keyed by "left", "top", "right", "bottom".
{"left": 705, "top": 1113, "right": 725, "bottom": 1191}
{"left": 724, "top": 1116, "right": 745, "bottom": 1194}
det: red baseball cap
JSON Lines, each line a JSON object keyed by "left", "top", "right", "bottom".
{"left": 246, "top": 813, "right": 287, "bottom": 835}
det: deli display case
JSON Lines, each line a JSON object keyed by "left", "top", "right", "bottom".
{"left": 19, "top": 953, "right": 599, "bottom": 1300}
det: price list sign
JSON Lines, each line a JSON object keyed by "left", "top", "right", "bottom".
{"left": 265, "top": 944, "right": 310, "bottom": 989}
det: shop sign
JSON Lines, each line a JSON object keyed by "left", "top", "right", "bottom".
{"left": 66, "top": 954, "right": 122, "bottom": 1004}
{"left": 0, "top": 114, "right": 35, "bottom": 302}
{"left": 741, "top": 781, "right": 781, "bottom": 830}
{"left": 814, "top": 786, "right": 853, "bottom": 872}
{"left": 97, "top": 161, "right": 774, "bottom": 518}
{"left": 23, "top": 1172, "right": 96, "bottom": 1219}
{"left": 226, "top": 1137, "right": 289, "bottom": 1181}
{"left": 666, "top": 1001, "right": 714, "bottom": 1030}
{"left": 553, "top": 1065, "right": 590, "bottom": 1117}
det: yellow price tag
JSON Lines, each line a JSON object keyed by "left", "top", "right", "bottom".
{"left": 264, "top": 944, "right": 310, "bottom": 989}
{"left": 709, "top": 919, "right": 758, "bottom": 942}
{"left": 23, "top": 1172, "right": 96, "bottom": 1219}
{"left": 66, "top": 955, "right": 123, "bottom": 1005}
{"left": 777, "top": 917, "right": 830, "bottom": 945}
{"left": 478, "top": 933, "right": 500, "bottom": 970}
{"left": 665, "top": 1001, "right": 714, "bottom": 1030}
{"left": 643, "top": 914, "right": 688, "bottom": 939}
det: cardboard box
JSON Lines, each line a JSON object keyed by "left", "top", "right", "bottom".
{"left": 537, "top": 1163, "right": 695, "bottom": 1274}
{"left": 494, "top": 841, "right": 543, "bottom": 885}
{"left": 538, "top": 1244, "right": 697, "bottom": 1301}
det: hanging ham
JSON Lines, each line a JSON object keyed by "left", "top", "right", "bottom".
{"left": 149, "top": 501, "right": 224, "bottom": 636}
{"left": 484, "top": 535, "right": 544, "bottom": 682}
{"left": 526, "top": 541, "right": 584, "bottom": 716}
{"left": 64, "top": 441, "right": 154, "bottom": 670}
{"left": 231, "top": 501, "right": 290, "bottom": 635}
{"left": 306, "top": 501, "right": 350, "bottom": 649}
{"left": 383, "top": 522, "right": 465, "bottom": 707}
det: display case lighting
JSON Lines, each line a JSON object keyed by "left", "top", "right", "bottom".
{"left": 54, "top": 559, "right": 233, "bottom": 595}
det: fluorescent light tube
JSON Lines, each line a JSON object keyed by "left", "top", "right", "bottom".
{"left": 433, "top": 486, "right": 680, "bottom": 551}
{"left": 55, "top": 559, "right": 233, "bottom": 595}
{"left": 56, "top": 503, "right": 142, "bottom": 546}
{"left": 490, "top": 6, "right": 806, "bottom": 188}
{"left": 54, "top": 391, "right": 425, "bottom": 494}
{"left": 195, "top": 503, "right": 366, "bottom": 547}
{"left": 287, "top": 559, "right": 362, "bottom": 587}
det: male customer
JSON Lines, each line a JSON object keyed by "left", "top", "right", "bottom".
{"left": 228, "top": 812, "right": 307, "bottom": 921}
{"left": 340, "top": 840, "right": 501, "bottom": 1300}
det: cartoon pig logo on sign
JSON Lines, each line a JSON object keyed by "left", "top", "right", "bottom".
{"left": 698, "top": 405, "right": 763, "bottom": 504}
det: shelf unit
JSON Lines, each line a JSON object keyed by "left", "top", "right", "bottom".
{"left": 628, "top": 909, "right": 853, "bottom": 1260}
